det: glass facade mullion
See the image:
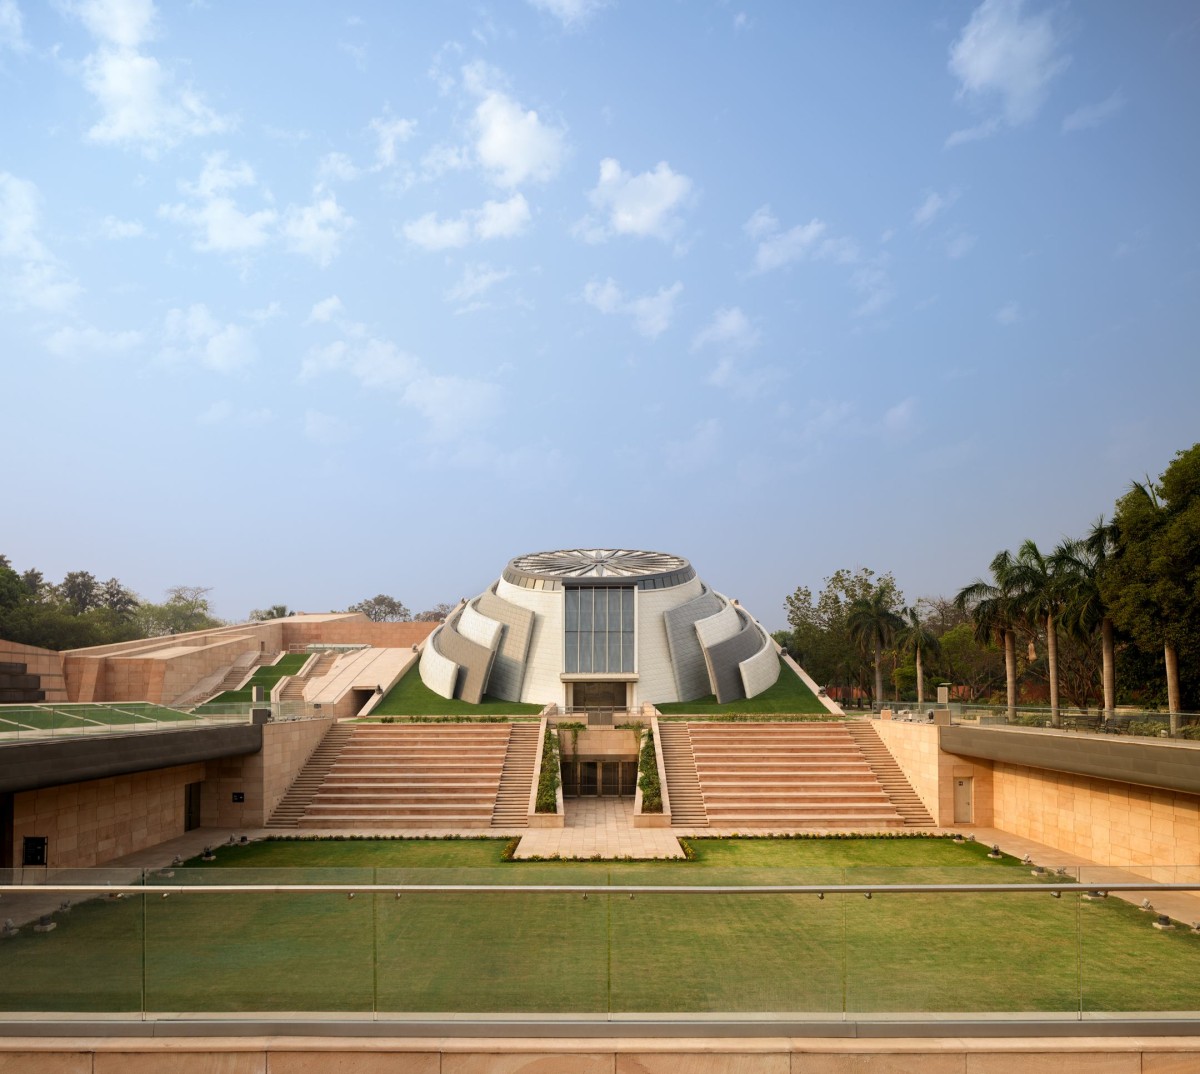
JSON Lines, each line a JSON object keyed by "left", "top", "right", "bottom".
{"left": 564, "top": 585, "right": 635, "bottom": 675}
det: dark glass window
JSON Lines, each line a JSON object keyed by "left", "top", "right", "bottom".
{"left": 564, "top": 586, "right": 635, "bottom": 673}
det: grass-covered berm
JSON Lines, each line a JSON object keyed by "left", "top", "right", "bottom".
{"left": 1, "top": 836, "right": 1197, "bottom": 1014}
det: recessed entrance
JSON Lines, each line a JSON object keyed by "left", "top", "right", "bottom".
{"left": 571, "top": 681, "right": 628, "bottom": 710}
{"left": 562, "top": 759, "right": 638, "bottom": 797}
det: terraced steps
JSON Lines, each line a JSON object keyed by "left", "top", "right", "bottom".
{"left": 843, "top": 719, "right": 936, "bottom": 826}
{"left": 686, "top": 721, "right": 905, "bottom": 829}
{"left": 265, "top": 723, "right": 356, "bottom": 828}
{"left": 300, "top": 723, "right": 513, "bottom": 829}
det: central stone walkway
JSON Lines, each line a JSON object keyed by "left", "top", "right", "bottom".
{"left": 514, "top": 798, "right": 685, "bottom": 859}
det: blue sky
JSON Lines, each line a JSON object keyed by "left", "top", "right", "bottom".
{"left": 2, "top": 0, "right": 1198, "bottom": 628}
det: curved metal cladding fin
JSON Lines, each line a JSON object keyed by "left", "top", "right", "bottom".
{"left": 663, "top": 584, "right": 723, "bottom": 702}
{"left": 738, "top": 622, "right": 781, "bottom": 699}
{"left": 475, "top": 583, "right": 535, "bottom": 701}
{"left": 702, "top": 609, "right": 763, "bottom": 704}
{"left": 693, "top": 597, "right": 741, "bottom": 698}
{"left": 438, "top": 608, "right": 498, "bottom": 705}
{"left": 419, "top": 625, "right": 460, "bottom": 700}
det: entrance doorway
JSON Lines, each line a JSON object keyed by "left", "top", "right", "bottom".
{"left": 571, "top": 681, "right": 627, "bottom": 711}
{"left": 561, "top": 759, "right": 638, "bottom": 797}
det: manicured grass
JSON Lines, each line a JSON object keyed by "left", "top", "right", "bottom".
{"left": 0, "top": 703, "right": 200, "bottom": 731}
{"left": 2, "top": 836, "right": 1198, "bottom": 1014}
{"left": 656, "top": 657, "right": 830, "bottom": 715}
{"left": 372, "top": 664, "right": 543, "bottom": 716}
{"left": 195, "top": 654, "right": 309, "bottom": 710}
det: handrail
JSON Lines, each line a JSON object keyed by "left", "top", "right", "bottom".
{"left": 3, "top": 882, "right": 1198, "bottom": 896}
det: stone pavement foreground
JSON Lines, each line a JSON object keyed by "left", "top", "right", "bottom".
{"left": 514, "top": 798, "right": 685, "bottom": 859}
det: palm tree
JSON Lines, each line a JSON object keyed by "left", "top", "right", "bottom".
{"left": 955, "top": 550, "right": 1021, "bottom": 721}
{"left": 1008, "top": 539, "right": 1074, "bottom": 728}
{"left": 896, "top": 605, "right": 941, "bottom": 708}
{"left": 1057, "top": 522, "right": 1116, "bottom": 722}
{"left": 847, "top": 591, "right": 904, "bottom": 706}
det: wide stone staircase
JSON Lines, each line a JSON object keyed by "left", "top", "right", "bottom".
{"left": 686, "top": 722, "right": 906, "bottom": 828}
{"left": 491, "top": 722, "right": 540, "bottom": 829}
{"left": 298, "top": 723, "right": 512, "bottom": 829}
{"left": 657, "top": 722, "right": 709, "bottom": 827}
{"left": 843, "top": 719, "right": 935, "bottom": 826}
{"left": 266, "top": 723, "right": 356, "bottom": 828}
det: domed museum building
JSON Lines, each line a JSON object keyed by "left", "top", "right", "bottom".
{"left": 419, "top": 549, "right": 779, "bottom": 711}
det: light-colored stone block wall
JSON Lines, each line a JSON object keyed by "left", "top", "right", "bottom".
{"left": 873, "top": 719, "right": 993, "bottom": 826}
{"left": 419, "top": 627, "right": 460, "bottom": 699}
{"left": 496, "top": 578, "right": 563, "bottom": 706}
{"left": 458, "top": 603, "right": 502, "bottom": 652}
{"left": 992, "top": 761, "right": 1200, "bottom": 881}
{"left": 202, "top": 716, "right": 335, "bottom": 827}
{"left": 693, "top": 597, "right": 738, "bottom": 649}
{"left": 635, "top": 576, "right": 703, "bottom": 706}
{"left": 12, "top": 763, "right": 206, "bottom": 869}
{"left": 0, "top": 639, "right": 68, "bottom": 701}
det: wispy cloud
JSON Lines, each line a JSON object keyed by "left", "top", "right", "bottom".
{"left": 1062, "top": 91, "right": 1125, "bottom": 133}
{"left": 995, "top": 300, "right": 1020, "bottom": 325}
{"left": 947, "top": 0, "right": 1069, "bottom": 146}
{"left": 582, "top": 277, "right": 683, "bottom": 339}
{"left": 527, "top": 0, "right": 609, "bottom": 30}
{"left": 402, "top": 193, "right": 530, "bottom": 250}
{"left": 0, "top": 172, "right": 81, "bottom": 312}
{"left": 743, "top": 204, "right": 857, "bottom": 273}
{"left": 465, "top": 62, "right": 567, "bottom": 187}
{"left": 161, "top": 303, "right": 258, "bottom": 373}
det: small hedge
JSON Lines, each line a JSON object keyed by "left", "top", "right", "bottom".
{"left": 638, "top": 729, "right": 662, "bottom": 813}
{"left": 535, "top": 724, "right": 561, "bottom": 813}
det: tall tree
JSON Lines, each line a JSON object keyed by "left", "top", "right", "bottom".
{"left": 348, "top": 594, "right": 411, "bottom": 622}
{"left": 1008, "top": 539, "right": 1074, "bottom": 728}
{"left": 847, "top": 589, "right": 904, "bottom": 705}
{"left": 1102, "top": 445, "right": 1200, "bottom": 729}
{"left": 955, "top": 550, "right": 1023, "bottom": 720}
{"left": 1058, "top": 525, "right": 1117, "bottom": 721}
{"left": 59, "top": 570, "right": 99, "bottom": 615}
{"left": 250, "top": 604, "right": 291, "bottom": 621}
{"left": 895, "top": 605, "right": 941, "bottom": 707}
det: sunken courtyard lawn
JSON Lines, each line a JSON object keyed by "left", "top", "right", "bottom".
{"left": 657, "top": 657, "right": 829, "bottom": 715}
{"left": 3, "top": 838, "right": 1199, "bottom": 1015}
{"left": 371, "top": 664, "right": 543, "bottom": 717}
{"left": 193, "top": 653, "right": 310, "bottom": 711}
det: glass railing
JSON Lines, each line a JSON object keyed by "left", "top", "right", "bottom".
{"left": 1, "top": 867, "right": 1198, "bottom": 1018}
{"left": 0, "top": 703, "right": 253, "bottom": 742}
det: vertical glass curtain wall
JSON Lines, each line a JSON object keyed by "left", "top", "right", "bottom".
{"left": 564, "top": 586, "right": 635, "bottom": 675}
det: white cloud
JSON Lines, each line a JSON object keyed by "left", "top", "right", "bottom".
{"left": 159, "top": 153, "right": 276, "bottom": 253}
{"left": 162, "top": 303, "right": 257, "bottom": 373}
{"left": 582, "top": 276, "right": 623, "bottom": 314}
{"left": 580, "top": 158, "right": 693, "bottom": 242}
{"left": 471, "top": 86, "right": 566, "bottom": 187}
{"left": 306, "top": 295, "right": 345, "bottom": 324}
{"left": 1, "top": 0, "right": 29, "bottom": 51}
{"left": 583, "top": 277, "right": 683, "bottom": 338}
{"left": 850, "top": 261, "right": 894, "bottom": 318}
{"left": 883, "top": 397, "right": 917, "bottom": 434}
{"left": 629, "top": 282, "right": 683, "bottom": 339}
{"left": 744, "top": 209, "right": 831, "bottom": 273}
{"left": 317, "top": 152, "right": 360, "bottom": 182}
{"left": 995, "top": 300, "right": 1020, "bottom": 325}
{"left": 945, "top": 232, "right": 977, "bottom": 260}
{"left": 475, "top": 192, "right": 531, "bottom": 239}
{"left": 692, "top": 306, "right": 760, "bottom": 352}
{"left": 282, "top": 191, "right": 354, "bottom": 266}
{"left": 74, "top": 0, "right": 229, "bottom": 151}
{"left": 527, "top": 0, "right": 609, "bottom": 30}
{"left": 0, "top": 172, "right": 81, "bottom": 312}
{"left": 403, "top": 373, "right": 499, "bottom": 439}
{"left": 912, "top": 192, "right": 945, "bottom": 228}
{"left": 1062, "top": 91, "right": 1125, "bottom": 133}
{"left": 96, "top": 214, "right": 145, "bottom": 238}
{"left": 948, "top": 0, "right": 1068, "bottom": 140}
{"left": 195, "top": 400, "right": 274, "bottom": 427}
{"left": 402, "top": 210, "right": 472, "bottom": 251}
{"left": 43, "top": 324, "right": 142, "bottom": 356}
{"left": 945, "top": 117, "right": 1002, "bottom": 148}
{"left": 743, "top": 204, "right": 778, "bottom": 240}
{"left": 402, "top": 194, "right": 531, "bottom": 250}
{"left": 304, "top": 408, "right": 351, "bottom": 445}
{"left": 369, "top": 113, "right": 416, "bottom": 168}
{"left": 445, "top": 263, "right": 512, "bottom": 304}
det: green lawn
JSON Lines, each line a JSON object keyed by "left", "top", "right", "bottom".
{"left": 0, "top": 702, "right": 200, "bottom": 731}
{"left": 657, "top": 657, "right": 830, "bottom": 715}
{"left": 2, "top": 836, "right": 1198, "bottom": 1015}
{"left": 372, "top": 663, "right": 543, "bottom": 716}
{"left": 194, "top": 654, "right": 309, "bottom": 711}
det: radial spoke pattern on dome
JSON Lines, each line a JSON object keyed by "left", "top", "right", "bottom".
{"left": 509, "top": 549, "right": 689, "bottom": 579}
